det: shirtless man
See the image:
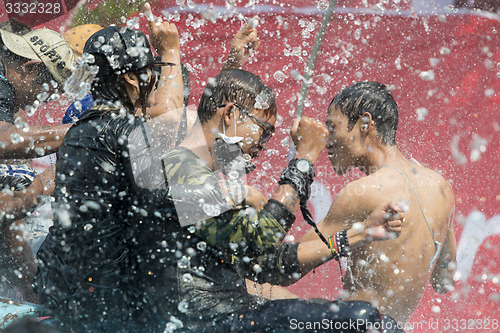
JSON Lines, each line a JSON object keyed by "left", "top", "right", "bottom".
{"left": 300, "top": 81, "right": 457, "bottom": 323}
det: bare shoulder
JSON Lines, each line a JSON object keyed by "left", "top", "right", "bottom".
{"left": 326, "top": 174, "right": 387, "bottom": 226}
{"left": 411, "top": 163, "right": 454, "bottom": 201}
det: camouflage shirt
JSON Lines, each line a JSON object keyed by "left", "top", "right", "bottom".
{"left": 162, "top": 147, "right": 299, "bottom": 320}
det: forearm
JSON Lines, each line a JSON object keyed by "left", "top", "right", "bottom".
{"left": 0, "top": 175, "right": 47, "bottom": 226}
{"left": 148, "top": 50, "right": 183, "bottom": 118}
{"left": 0, "top": 124, "right": 69, "bottom": 159}
{"left": 269, "top": 184, "right": 300, "bottom": 217}
{"left": 245, "top": 280, "right": 298, "bottom": 300}
{"left": 297, "top": 223, "right": 371, "bottom": 275}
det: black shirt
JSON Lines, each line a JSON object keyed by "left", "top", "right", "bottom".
{"left": 0, "top": 61, "right": 15, "bottom": 124}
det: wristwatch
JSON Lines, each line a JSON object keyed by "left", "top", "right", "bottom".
{"left": 296, "top": 158, "right": 313, "bottom": 173}
{"left": 279, "top": 158, "right": 315, "bottom": 203}
{"left": 290, "top": 158, "right": 314, "bottom": 177}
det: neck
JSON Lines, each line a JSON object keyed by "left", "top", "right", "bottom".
{"left": 180, "top": 121, "right": 216, "bottom": 169}
{"left": 360, "top": 143, "right": 406, "bottom": 175}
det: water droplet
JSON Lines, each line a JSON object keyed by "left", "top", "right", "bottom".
{"left": 317, "top": 0, "right": 329, "bottom": 11}
{"left": 439, "top": 47, "right": 451, "bottom": 55}
{"left": 196, "top": 241, "right": 206, "bottom": 251}
{"left": 178, "top": 256, "right": 190, "bottom": 269}
{"left": 354, "top": 29, "right": 361, "bottom": 40}
{"left": 419, "top": 70, "right": 435, "bottom": 81}
{"left": 10, "top": 133, "right": 24, "bottom": 144}
{"left": 416, "top": 108, "right": 429, "bottom": 121}
{"left": 203, "top": 203, "right": 221, "bottom": 216}
{"left": 177, "top": 300, "right": 189, "bottom": 313}
{"left": 273, "top": 70, "right": 287, "bottom": 83}
{"left": 182, "top": 273, "right": 193, "bottom": 282}
{"left": 244, "top": 137, "right": 254, "bottom": 145}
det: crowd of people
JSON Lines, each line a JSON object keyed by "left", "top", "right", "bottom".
{"left": 0, "top": 2, "right": 456, "bottom": 332}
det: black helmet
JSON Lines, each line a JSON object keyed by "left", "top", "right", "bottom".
{"left": 84, "top": 26, "right": 155, "bottom": 76}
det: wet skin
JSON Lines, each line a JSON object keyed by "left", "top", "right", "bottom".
{"left": 300, "top": 106, "right": 456, "bottom": 323}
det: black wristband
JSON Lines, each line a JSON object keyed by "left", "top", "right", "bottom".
{"left": 278, "top": 242, "right": 301, "bottom": 281}
{"left": 278, "top": 159, "right": 315, "bottom": 203}
{"left": 262, "top": 199, "right": 296, "bottom": 229}
{"left": 336, "top": 229, "right": 351, "bottom": 258}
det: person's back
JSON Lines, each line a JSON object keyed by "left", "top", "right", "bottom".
{"left": 33, "top": 25, "right": 178, "bottom": 332}
{"left": 35, "top": 105, "right": 158, "bottom": 331}
{"left": 342, "top": 159, "right": 455, "bottom": 322}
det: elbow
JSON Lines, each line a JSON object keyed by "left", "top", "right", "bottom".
{"left": 431, "top": 270, "right": 456, "bottom": 294}
{"left": 432, "top": 279, "right": 455, "bottom": 294}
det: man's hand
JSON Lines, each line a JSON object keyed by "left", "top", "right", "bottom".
{"left": 244, "top": 185, "right": 268, "bottom": 211}
{"left": 364, "top": 202, "right": 404, "bottom": 241}
{"left": 38, "top": 163, "right": 56, "bottom": 197}
{"left": 222, "top": 17, "right": 260, "bottom": 70}
{"left": 145, "top": 2, "right": 180, "bottom": 56}
{"left": 291, "top": 117, "right": 328, "bottom": 164}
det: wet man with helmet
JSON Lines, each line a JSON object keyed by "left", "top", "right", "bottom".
{"left": 33, "top": 21, "right": 183, "bottom": 331}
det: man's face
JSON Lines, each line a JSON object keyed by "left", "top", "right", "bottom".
{"left": 234, "top": 107, "right": 276, "bottom": 159}
{"left": 20, "top": 62, "right": 56, "bottom": 106}
{"left": 325, "top": 105, "right": 358, "bottom": 175}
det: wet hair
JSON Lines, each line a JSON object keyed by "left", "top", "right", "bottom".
{"left": 90, "top": 53, "right": 155, "bottom": 113}
{"left": 181, "top": 62, "right": 190, "bottom": 106}
{"left": 197, "top": 69, "right": 276, "bottom": 124}
{"left": 330, "top": 81, "right": 398, "bottom": 145}
{"left": 0, "top": 20, "right": 30, "bottom": 34}
{"left": 0, "top": 41, "right": 55, "bottom": 86}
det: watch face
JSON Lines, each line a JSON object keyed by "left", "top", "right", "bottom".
{"left": 296, "top": 159, "right": 310, "bottom": 173}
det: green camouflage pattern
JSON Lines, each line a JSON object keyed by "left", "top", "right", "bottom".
{"left": 162, "top": 147, "right": 291, "bottom": 283}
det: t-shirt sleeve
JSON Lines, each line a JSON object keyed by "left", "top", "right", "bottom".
{"left": 163, "top": 149, "right": 302, "bottom": 285}
{"left": 193, "top": 206, "right": 301, "bottom": 285}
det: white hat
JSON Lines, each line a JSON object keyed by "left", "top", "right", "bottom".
{"left": 0, "top": 28, "right": 75, "bottom": 85}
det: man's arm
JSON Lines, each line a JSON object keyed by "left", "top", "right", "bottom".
{"left": 299, "top": 180, "right": 380, "bottom": 243}
{"left": 0, "top": 122, "right": 70, "bottom": 160}
{"left": 296, "top": 203, "right": 402, "bottom": 275}
{"left": 0, "top": 164, "right": 55, "bottom": 226}
{"left": 430, "top": 220, "right": 457, "bottom": 294}
{"left": 221, "top": 17, "right": 260, "bottom": 71}
{"left": 142, "top": 3, "right": 183, "bottom": 118}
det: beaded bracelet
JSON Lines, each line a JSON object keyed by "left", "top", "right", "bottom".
{"left": 327, "top": 234, "right": 340, "bottom": 261}
{"left": 335, "top": 229, "right": 351, "bottom": 258}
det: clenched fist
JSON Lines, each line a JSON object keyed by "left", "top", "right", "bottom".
{"left": 290, "top": 117, "right": 328, "bottom": 164}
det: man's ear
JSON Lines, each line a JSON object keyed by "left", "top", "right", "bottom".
{"left": 21, "top": 59, "right": 42, "bottom": 75}
{"left": 359, "top": 112, "right": 373, "bottom": 134}
{"left": 123, "top": 72, "right": 140, "bottom": 92}
{"left": 221, "top": 103, "right": 236, "bottom": 128}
